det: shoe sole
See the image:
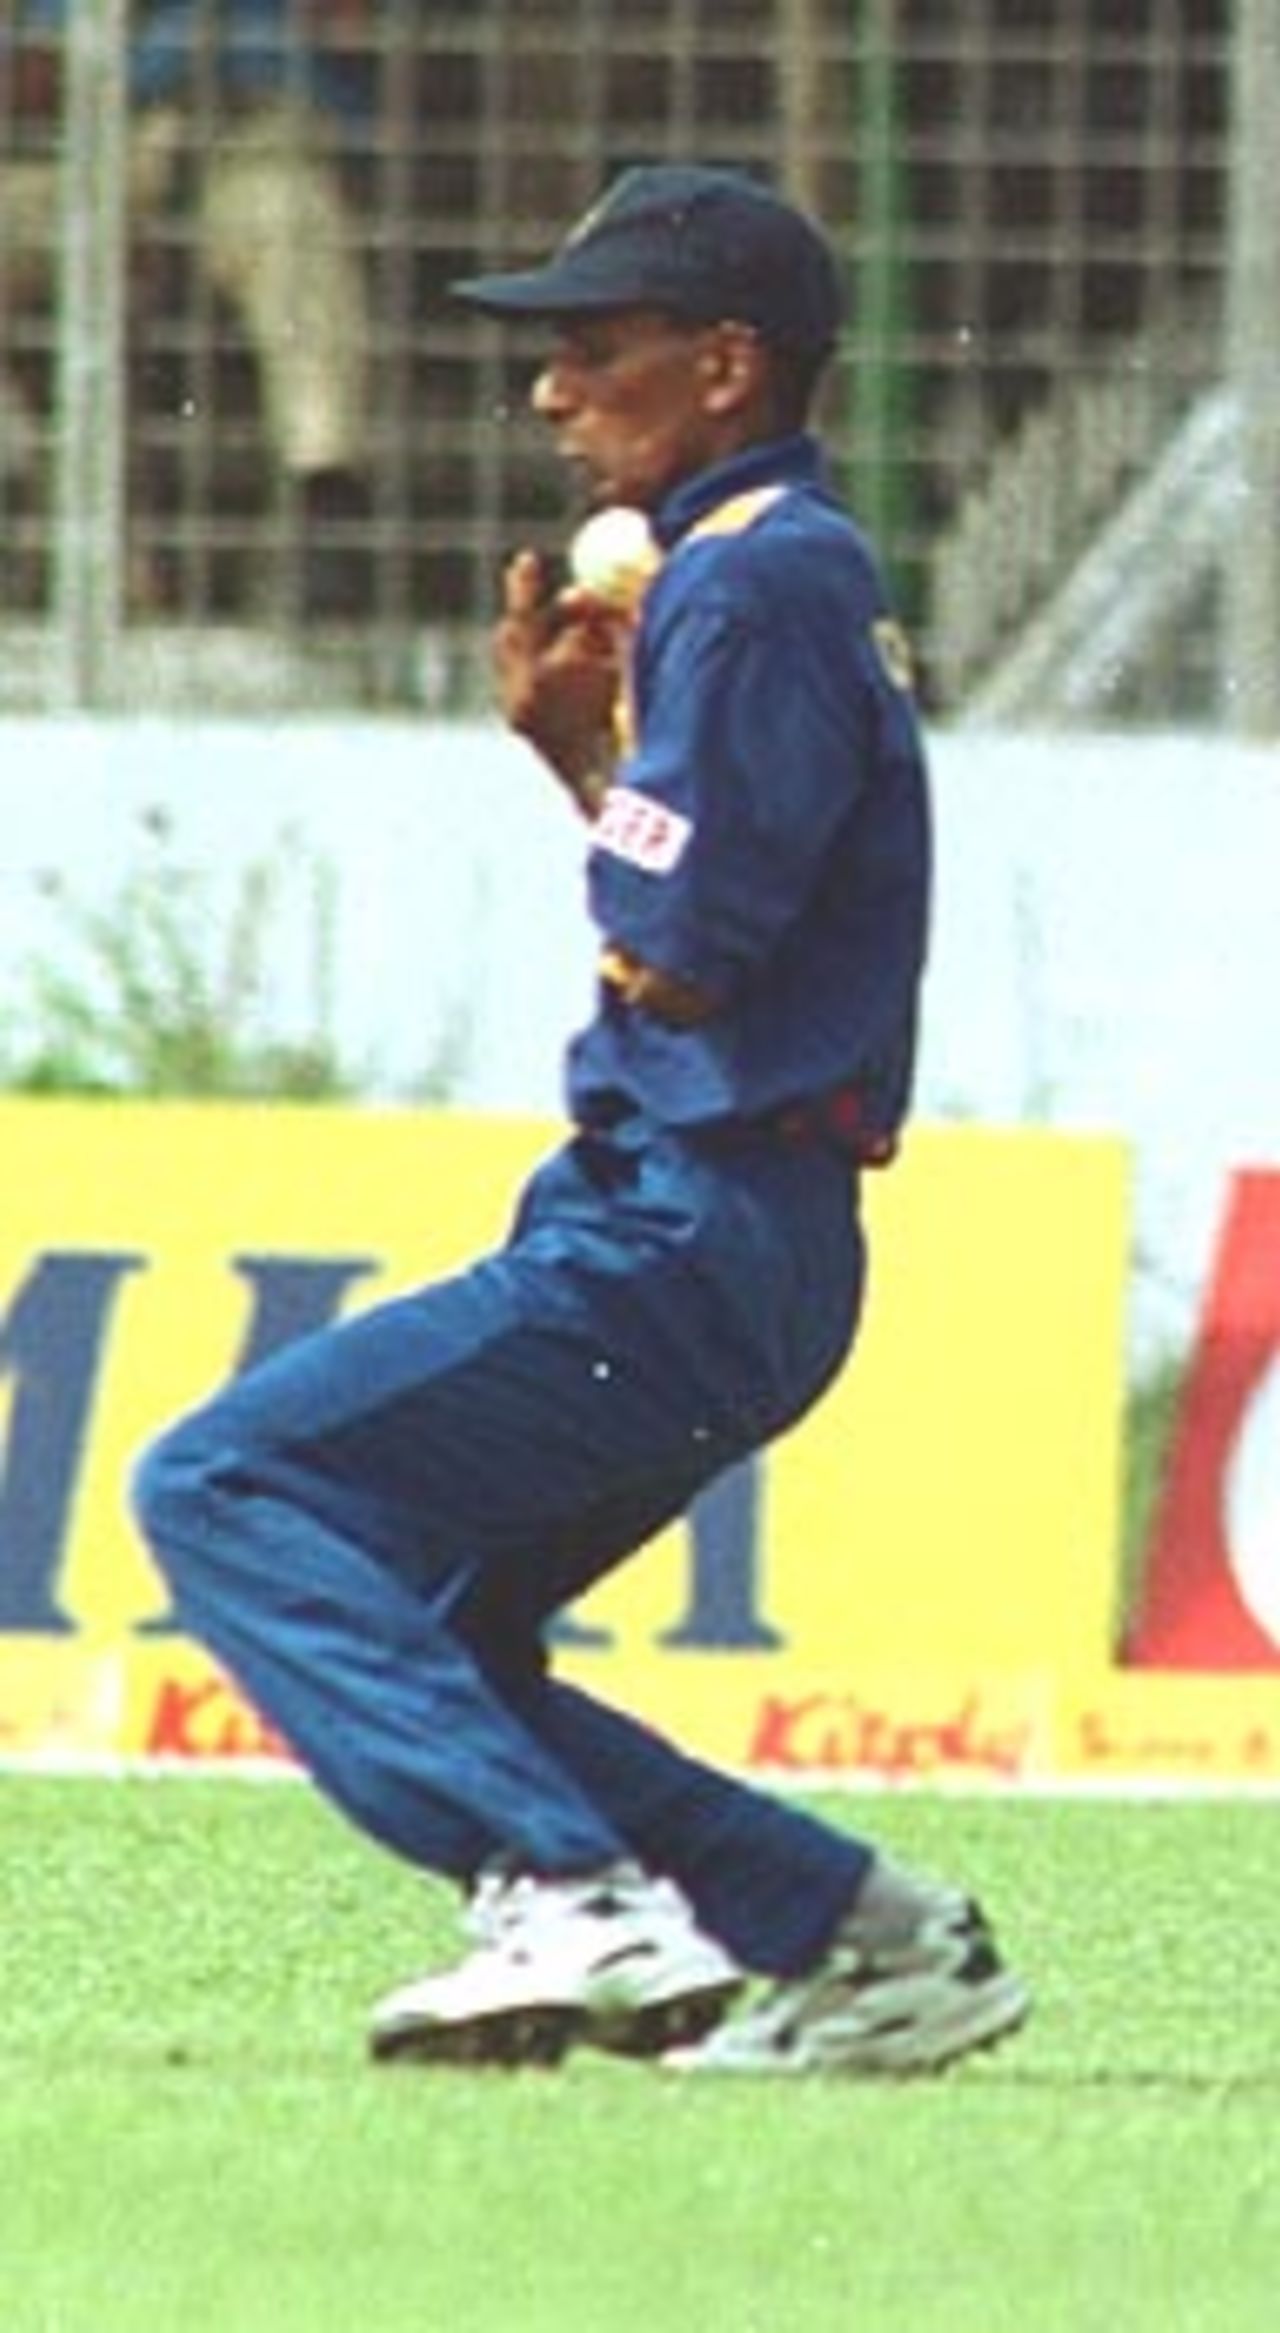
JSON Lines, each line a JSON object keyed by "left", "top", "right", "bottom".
{"left": 370, "top": 1976, "right": 744, "bottom": 2072}
{"left": 589, "top": 1976, "right": 744, "bottom": 2059}
{"left": 369, "top": 2001, "right": 583, "bottom": 2070}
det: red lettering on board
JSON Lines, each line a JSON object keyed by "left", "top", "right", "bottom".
{"left": 1076, "top": 1705, "right": 1278, "bottom": 1776}
{"left": 746, "top": 1690, "right": 1034, "bottom": 1782}
{"left": 146, "top": 1674, "right": 295, "bottom": 1763}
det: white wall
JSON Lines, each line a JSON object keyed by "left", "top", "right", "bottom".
{"left": 920, "top": 730, "right": 1280, "bottom": 1360}
{"left": 2, "top": 716, "right": 1276, "bottom": 1363}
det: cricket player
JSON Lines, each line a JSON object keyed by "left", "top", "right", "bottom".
{"left": 134, "top": 165, "right": 1029, "bottom": 2075}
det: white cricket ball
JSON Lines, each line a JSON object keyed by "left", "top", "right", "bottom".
{"left": 567, "top": 506, "right": 659, "bottom": 608}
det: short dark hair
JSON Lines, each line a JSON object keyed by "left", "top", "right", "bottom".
{"left": 764, "top": 338, "right": 831, "bottom": 431}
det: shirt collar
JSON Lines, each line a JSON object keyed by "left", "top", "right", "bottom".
{"left": 652, "top": 433, "right": 826, "bottom": 551}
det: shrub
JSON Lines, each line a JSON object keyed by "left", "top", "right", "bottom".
{"left": 0, "top": 807, "right": 360, "bottom": 1100}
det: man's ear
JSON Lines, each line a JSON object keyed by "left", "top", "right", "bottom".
{"left": 698, "top": 322, "right": 769, "bottom": 417}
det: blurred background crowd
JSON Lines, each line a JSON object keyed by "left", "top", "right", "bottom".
{"left": 1, "top": 2, "right": 1260, "bottom": 724}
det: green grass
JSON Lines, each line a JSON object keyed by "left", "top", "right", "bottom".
{"left": 3, "top": 1778, "right": 1276, "bottom": 2333}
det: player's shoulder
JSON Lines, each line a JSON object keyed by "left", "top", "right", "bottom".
{"left": 680, "top": 483, "right": 795, "bottom": 549}
{"left": 669, "top": 477, "right": 881, "bottom": 621}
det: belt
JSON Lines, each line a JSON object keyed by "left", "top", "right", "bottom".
{"left": 688, "top": 1085, "right": 897, "bottom": 1166}
{"left": 575, "top": 1088, "right": 898, "bottom": 1167}
{"left": 750, "top": 1085, "right": 898, "bottom": 1165}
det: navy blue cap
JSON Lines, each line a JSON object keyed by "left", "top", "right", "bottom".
{"left": 452, "top": 165, "right": 842, "bottom": 359}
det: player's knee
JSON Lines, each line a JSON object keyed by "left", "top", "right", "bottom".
{"left": 130, "top": 1412, "right": 234, "bottom": 1595}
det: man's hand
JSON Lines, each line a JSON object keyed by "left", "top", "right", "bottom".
{"left": 493, "top": 550, "right": 628, "bottom": 817}
{"left": 599, "top": 944, "right": 718, "bottom": 1028}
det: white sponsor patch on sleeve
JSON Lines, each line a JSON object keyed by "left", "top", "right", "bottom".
{"left": 593, "top": 784, "right": 693, "bottom": 875}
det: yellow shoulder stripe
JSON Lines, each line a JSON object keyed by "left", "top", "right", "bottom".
{"left": 684, "top": 485, "right": 788, "bottom": 543}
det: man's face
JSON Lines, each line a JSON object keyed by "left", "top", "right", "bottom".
{"left": 530, "top": 309, "right": 735, "bottom": 511}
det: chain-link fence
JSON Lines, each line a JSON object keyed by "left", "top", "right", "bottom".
{"left": 4, "top": 1, "right": 1271, "bottom": 725}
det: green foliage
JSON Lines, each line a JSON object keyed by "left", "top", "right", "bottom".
{"left": 0, "top": 807, "right": 360, "bottom": 1101}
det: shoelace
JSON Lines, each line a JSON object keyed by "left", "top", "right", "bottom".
{"left": 465, "top": 1868, "right": 537, "bottom": 1946}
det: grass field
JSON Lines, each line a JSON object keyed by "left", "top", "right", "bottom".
{"left": 3, "top": 1775, "right": 1276, "bottom": 2333}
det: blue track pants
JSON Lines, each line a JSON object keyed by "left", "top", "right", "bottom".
{"left": 134, "top": 1121, "right": 874, "bottom": 1976}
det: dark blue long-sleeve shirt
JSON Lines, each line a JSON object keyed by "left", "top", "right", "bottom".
{"left": 567, "top": 433, "right": 931, "bottom": 1148}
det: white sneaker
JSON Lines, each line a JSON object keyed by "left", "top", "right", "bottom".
{"left": 667, "top": 1890, "right": 1029, "bottom": 2078}
{"left": 369, "top": 1861, "right": 743, "bottom": 2068}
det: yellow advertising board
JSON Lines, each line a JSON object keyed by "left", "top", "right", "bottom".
{"left": 5, "top": 1096, "right": 1273, "bottom": 1788}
